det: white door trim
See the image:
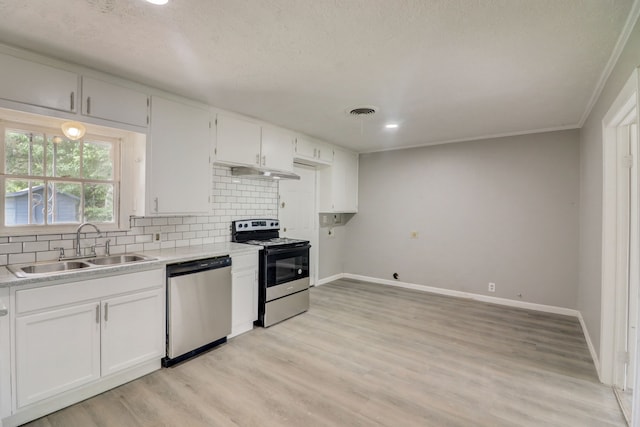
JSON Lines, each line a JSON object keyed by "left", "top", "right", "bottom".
{"left": 601, "top": 68, "right": 639, "bottom": 387}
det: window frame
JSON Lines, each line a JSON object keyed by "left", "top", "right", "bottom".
{"left": 0, "top": 120, "right": 123, "bottom": 234}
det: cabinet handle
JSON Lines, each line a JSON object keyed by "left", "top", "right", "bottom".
{"left": 104, "top": 302, "right": 109, "bottom": 322}
{"left": 313, "top": 148, "right": 317, "bottom": 158}
{"left": 318, "top": 149, "right": 321, "bottom": 159}
{"left": 86, "top": 96, "right": 91, "bottom": 115}
{"left": 70, "top": 92, "right": 75, "bottom": 111}
{"left": 262, "top": 155, "right": 266, "bottom": 166}
{"left": 95, "top": 305, "right": 100, "bottom": 324}
{"left": 154, "top": 197, "right": 159, "bottom": 213}
{"left": 255, "top": 154, "right": 260, "bottom": 165}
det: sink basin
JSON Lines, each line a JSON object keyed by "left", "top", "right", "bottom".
{"left": 7, "top": 253, "right": 156, "bottom": 278}
{"left": 86, "top": 254, "right": 154, "bottom": 266}
{"left": 9, "top": 261, "right": 91, "bottom": 277}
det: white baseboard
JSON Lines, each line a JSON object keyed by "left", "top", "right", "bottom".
{"left": 316, "top": 273, "right": 345, "bottom": 286}
{"left": 343, "top": 273, "right": 579, "bottom": 317}
{"left": 577, "top": 311, "right": 602, "bottom": 382}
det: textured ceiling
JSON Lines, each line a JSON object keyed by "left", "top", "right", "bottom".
{"left": 0, "top": 0, "right": 635, "bottom": 152}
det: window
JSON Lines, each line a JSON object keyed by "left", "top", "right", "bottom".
{"left": 1, "top": 121, "right": 120, "bottom": 229}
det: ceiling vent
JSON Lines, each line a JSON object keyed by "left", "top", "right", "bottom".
{"left": 347, "top": 105, "right": 378, "bottom": 117}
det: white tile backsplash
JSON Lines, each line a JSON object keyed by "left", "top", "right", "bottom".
{"left": 0, "top": 165, "right": 279, "bottom": 264}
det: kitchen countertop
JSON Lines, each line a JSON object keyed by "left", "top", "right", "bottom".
{"left": 0, "top": 242, "right": 261, "bottom": 288}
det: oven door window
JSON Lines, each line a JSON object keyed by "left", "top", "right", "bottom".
{"left": 266, "top": 248, "right": 309, "bottom": 287}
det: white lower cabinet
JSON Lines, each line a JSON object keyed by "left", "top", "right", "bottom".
{"left": 230, "top": 253, "right": 259, "bottom": 338}
{"left": 100, "top": 289, "right": 164, "bottom": 377}
{"left": 8, "top": 268, "right": 164, "bottom": 425}
{"left": 16, "top": 302, "right": 101, "bottom": 408}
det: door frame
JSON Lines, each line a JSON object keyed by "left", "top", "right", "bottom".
{"left": 278, "top": 163, "right": 319, "bottom": 286}
{"left": 601, "top": 69, "right": 639, "bottom": 390}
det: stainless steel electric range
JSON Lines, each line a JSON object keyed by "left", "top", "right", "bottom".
{"left": 232, "top": 219, "right": 311, "bottom": 327}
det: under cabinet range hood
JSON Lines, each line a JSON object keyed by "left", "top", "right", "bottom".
{"left": 231, "top": 166, "right": 300, "bottom": 180}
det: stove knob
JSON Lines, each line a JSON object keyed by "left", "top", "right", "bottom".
{"left": 297, "top": 269, "right": 302, "bottom": 275}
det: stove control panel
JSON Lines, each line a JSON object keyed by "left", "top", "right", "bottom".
{"left": 233, "top": 219, "right": 280, "bottom": 232}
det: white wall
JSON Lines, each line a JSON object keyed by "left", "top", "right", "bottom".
{"left": 318, "top": 221, "right": 349, "bottom": 280}
{"left": 342, "top": 130, "right": 580, "bottom": 308}
{"left": 578, "top": 16, "right": 640, "bottom": 357}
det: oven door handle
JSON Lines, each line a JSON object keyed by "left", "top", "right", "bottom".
{"left": 264, "top": 244, "right": 311, "bottom": 256}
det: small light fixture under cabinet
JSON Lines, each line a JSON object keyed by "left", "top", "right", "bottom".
{"left": 145, "top": 0, "right": 169, "bottom": 4}
{"left": 385, "top": 123, "right": 399, "bottom": 129}
{"left": 60, "top": 121, "right": 86, "bottom": 141}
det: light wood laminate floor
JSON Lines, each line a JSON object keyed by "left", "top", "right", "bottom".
{"left": 24, "top": 279, "right": 625, "bottom": 427}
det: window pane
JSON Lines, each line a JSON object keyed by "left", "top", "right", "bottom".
{"left": 5, "top": 180, "right": 45, "bottom": 225}
{"left": 31, "top": 134, "right": 45, "bottom": 176}
{"left": 48, "top": 182, "right": 81, "bottom": 224}
{"left": 84, "top": 183, "right": 114, "bottom": 223}
{"left": 46, "top": 137, "right": 80, "bottom": 178}
{"left": 5, "top": 129, "right": 44, "bottom": 176}
{"left": 83, "top": 141, "right": 113, "bottom": 180}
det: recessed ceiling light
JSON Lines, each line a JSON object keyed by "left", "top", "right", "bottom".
{"left": 385, "top": 123, "right": 399, "bottom": 129}
{"left": 145, "top": 0, "right": 169, "bottom": 5}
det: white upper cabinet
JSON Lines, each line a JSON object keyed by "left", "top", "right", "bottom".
{"left": 216, "top": 114, "right": 294, "bottom": 172}
{"left": 318, "top": 147, "right": 359, "bottom": 213}
{"left": 149, "top": 96, "right": 212, "bottom": 215}
{"left": 294, "top": 137, "right": 333, "bottom": 166}
{"left": 0, "top": 52, "right": 78, "bottom": 113}
{"left": 215, "top": 114, "right": 262, "bottom": 166}
{"left": 261, "top": 127, "right": 294, "bottom": 173}
{"left": 81, "top": 77, "right": 149, "bottom": 127}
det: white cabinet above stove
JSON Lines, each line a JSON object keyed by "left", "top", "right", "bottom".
{"left": 215, "top": 113, "right": 294, "bottom": 173}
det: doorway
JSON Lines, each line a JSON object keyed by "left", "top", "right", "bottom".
{"left": 601, "top": 68, "right": 639, "bottom": 424}
{"left": 278, "top": 164, "right": 318, "bottom": 285}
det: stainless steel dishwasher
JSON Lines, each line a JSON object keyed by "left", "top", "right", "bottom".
{"left": 163, "top": 256, "right": 232, "bottom": 367}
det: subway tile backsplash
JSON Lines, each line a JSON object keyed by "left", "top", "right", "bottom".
{"left": 0, "top": 165, "right": 278, "bottom": 266}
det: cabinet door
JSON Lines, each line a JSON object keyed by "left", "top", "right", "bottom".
{"left": 334, "top": 148, "right": 358, "bottom": 212}
{"left": 0, "top": 288, "right": 10, "bottom": 420}
{"left": 316, "top": 143, "right": 334, "bottom": 164}
{"left": 0, "top": 53, "right": 78, "bottom": 113}
{"left": 318, "top": 148, "right": 358, "bottom": 213}
{"left": 149, "top": 96, "right": 211, "bottom": 214}
{"left": 261, "top": 127, "right": 294, "bottom": 172}
{"left": 294, "top": 137, "right": 316, "bottom": 160}
{"left": 101, "top": 288, "right": 164, "bottom": 377}
{"left": 15, "top": 302, "right": 100, "bottom": 408}
{"left": 231, "top": 268, "right": 258, "bottom": 337}
{"left": 294, "top": 137, "right": 333, "bottom": 165}
{"left": 215, "top": 114, "right": 261, "bottom": 166}
{"left": 81, "top": 76, "right": 148, "bottom": 127}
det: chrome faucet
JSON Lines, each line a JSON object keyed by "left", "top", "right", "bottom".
{"left": 76, "top": 222, "right": 102, "bottom": 257}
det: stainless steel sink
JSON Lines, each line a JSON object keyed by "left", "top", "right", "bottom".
{"left": 8, "top": 253, "right": 156, "bottom": 277}
{"left": 9, "top": 260, "right": 92, "bottom": 277}
{"left": 86, "top": 254, "right": 154, "bottom": 266}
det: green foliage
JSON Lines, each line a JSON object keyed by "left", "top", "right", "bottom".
{"left": 4, "top": 128, "right": 116, "bottom": 224}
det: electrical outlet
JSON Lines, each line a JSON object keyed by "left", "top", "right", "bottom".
{"left": 410, "top": 231, "right": 418, "bottom": 239}
{"left": 488, "top": 282, "right": 496, "bottom": 292}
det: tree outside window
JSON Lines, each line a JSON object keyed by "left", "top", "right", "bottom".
{"left": 2, "top": 124, "right": 118, "bottom": 227}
